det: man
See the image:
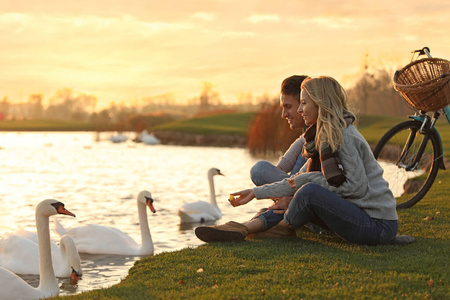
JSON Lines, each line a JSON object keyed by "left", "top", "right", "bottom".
{"left": 246, "top": 75, "right": 319, "bottom": 238}
{"left": 250, "top": 75, "right": 307, "bottom": 187}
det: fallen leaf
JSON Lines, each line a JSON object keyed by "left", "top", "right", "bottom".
{"left": 332, "top": 282, "right": 339, "bottom": 288}
{"left": 428, "top": 279, "right": 434, "bottom": 286}
{"left": 282, "top": 290, "right": 286, "bottom": 294}
{"left": 238, "top": 264, "right": 246, "bottom": 268}
{"left": 212, "top": 284, "right": 219, "bottom": 289}
{"left": 424, "top": 216, "right": 434, "bottom": 221}
{"left": 261, "top": 289, "right": 265, "bottom": 295}
{"left": 197, "top": 268, "right": 204, "bottom": 273}
{"left": 179, "top": 280, "right": 185, "bottom": 284}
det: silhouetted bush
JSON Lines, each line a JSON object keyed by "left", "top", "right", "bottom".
{"left": 248, "top": 101, "right": 303, "bottom": 156}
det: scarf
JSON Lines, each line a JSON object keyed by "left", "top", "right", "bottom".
{"left": 302, "top": 112, "right": 355, "bottom": 187}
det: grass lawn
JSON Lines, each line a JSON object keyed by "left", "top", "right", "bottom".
{"left": 56, "top": 169, "right": 449, "bottom": 299}
{"left": 0, "top": 119, "right": 96, "bottom": 131}
{"left": 358, "top": 114, "right": 450, "bottom": 161}
{"left": 150, "top": 112, "right": 256, "bottom": 135}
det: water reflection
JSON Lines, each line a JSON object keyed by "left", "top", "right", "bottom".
{"left": 18, "top": 254, "right": 140, "bottom": 296}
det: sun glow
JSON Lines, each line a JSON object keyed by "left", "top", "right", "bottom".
{"left": 0, "top": 1, "right": 449, "bottom": 108}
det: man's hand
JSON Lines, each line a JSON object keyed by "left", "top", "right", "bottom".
{"left": 268, "top": 196, "right": 292, "bottom": 214}
{"left": 229, "top": 189, "right": 255, "bottom": 207}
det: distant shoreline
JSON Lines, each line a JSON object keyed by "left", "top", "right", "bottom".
{"left": 152, "top": 130, "right": 247, "bottom": 148}
{"left": 0, "top": 129, "right": 248, "bottom": 149}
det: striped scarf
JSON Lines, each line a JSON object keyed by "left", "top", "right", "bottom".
{"left": 302, "top": 112, "right": 355, "bottom": 187}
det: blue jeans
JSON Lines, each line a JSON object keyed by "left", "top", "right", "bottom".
{"left": 259, "top": 183, "right": 398, "bottom": 245}
{"left": 250, "top": 159, "right": 327, "bottom": 235}
{"left": 250, "top": 154, "right": 306, "bottom": 186}
{"left": 250, "top": 161, "right": 290, "bottom": 186}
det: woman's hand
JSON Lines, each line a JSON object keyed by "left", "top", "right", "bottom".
{"left": 268, "top": 196, "right": 292, "bottom": 214}
{"left": 229, "top": 189, "right": 255, "bottom": 207}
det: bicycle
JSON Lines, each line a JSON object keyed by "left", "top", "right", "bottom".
{"left": 373, "top": 47, "right": 450, "bottom": 208}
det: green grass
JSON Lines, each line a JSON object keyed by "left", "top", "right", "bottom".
{"left": 55, "top": 169, "right": 449, "bottom": 299}
{"left": 150, "top": 112, "right": 256, "bottom": 135}
{"left": 0, "top": 113, "right": 257, "bottom": 135}
{"left": 358, "top": 114, "right": 450, "bottom": 161}
{"left": 0, "top": 119, "right": 95, "bottom": 131}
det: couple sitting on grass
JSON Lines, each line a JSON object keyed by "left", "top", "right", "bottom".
{"left": 195, "top": 75, "right": 414, "bottom": 245}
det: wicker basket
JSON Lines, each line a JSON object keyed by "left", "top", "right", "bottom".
{"left": 393, "top": 57, "right": 450, "bottom": 111}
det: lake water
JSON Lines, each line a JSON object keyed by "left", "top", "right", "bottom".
{"left": 0, "top": 131, "right": 409, "bottom": 296}
{"left": 0, "top": 131, "right": 274, "bottom": 296}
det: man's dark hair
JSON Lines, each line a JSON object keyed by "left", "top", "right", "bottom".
{"left": 280, "top": 75, "right": 308, "bottom": 100}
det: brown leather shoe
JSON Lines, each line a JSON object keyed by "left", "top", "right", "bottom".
{"left": 248, "top": 223, "right": 296, "bottom": 238}
{"left": 195, "top": 221, "right": 249, "bottom": 242}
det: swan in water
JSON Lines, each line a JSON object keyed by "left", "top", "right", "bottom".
{"left": 0, "top": 199, "right": 76, "bottom": 300}
{"left": 178, "top": 168, "right": 224, "bottom": 223}
{"left": 55, "top": 190, "right": 156, "bottom": 255}
{"left": 110, "top": 132, "right": 128, "bottom": 143}
{"left": 139, "top": 130, "right": 160, "bottom": 145}
{"left": 0, "top": 228, "right": 82, "bottom": 280}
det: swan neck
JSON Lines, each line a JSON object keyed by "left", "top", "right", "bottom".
{"left": 138, "top": 201, "right": 153, "bottom": 253}
{"left": 208, "top": 174, "right": 218, "bottom": 208}
{"left": 36, "top": 213, "right": 57, "bottom": 292}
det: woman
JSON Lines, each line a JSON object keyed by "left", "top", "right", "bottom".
{"left": 195, "top": 76, "right": 403, "bottom": 245}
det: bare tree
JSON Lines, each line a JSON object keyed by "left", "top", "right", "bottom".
{"left": 198, "top": 82, "right": 220, "bottom": 113}
{"left": 0, "top": 97, "right": 10, "bottom": 119}
{"left": 28, "top": 94, "right": 44, "bottom": 118}
{"left": 45, "top": 88, "right": 94, "bottom": 121}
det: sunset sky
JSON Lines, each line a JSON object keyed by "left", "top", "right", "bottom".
{"left": 1, "top": 0, "right": 449, "bottom": 109}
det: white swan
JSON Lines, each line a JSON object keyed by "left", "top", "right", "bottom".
{"left": 178, "top": 168, "right": 224, "bottom": 223}
{"left": 0, "top": 228, "right": 82, "bottom": 279}
{"left": 110, "top": 132, "right": 128, "bottom": 143}
{"left": 140, "top": 130, "right": 160, "bottom": 145}
{"left": 0, "top": 199, "right": 76, "bottom": 300}
{"left": 55, "top": 190, "right": 156, "bottom": 255}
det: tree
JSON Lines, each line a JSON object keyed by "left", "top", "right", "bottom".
{"left": 45, "top": 88, "right": 95, "bottom": 121}
{"left": 0, "top": 97, "right": 10, "bottom": 119}
{"left": 248, "top": 98, "right": 303, "bottom": 156}
{"left": 27, "top": 94, "right": 44, "bottom": 118}
{"left": 198, "top": 82, "right": 221, "bottom": 113}
{"left": 347, "top": 61, "right": 411, "bottom": 117}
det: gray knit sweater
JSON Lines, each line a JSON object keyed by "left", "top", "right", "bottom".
{"left": 276, "top": 135, "right": 305, "bottom": 173}
{"left": 254, "top": 125, "right": 398, "bottom": 220}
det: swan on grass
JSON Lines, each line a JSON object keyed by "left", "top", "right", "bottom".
{"left": 55, "top": 190, "right": 156, "bottom": 255}
{"left": 178, "top": 168, "right": 224, "bottom": 223}
{"left": 0, "top": 228, "right": 82, "bottom": 279}
{"left": 0, "top": 199, "right": 76, "bottom": 300}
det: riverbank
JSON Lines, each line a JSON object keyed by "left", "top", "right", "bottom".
{"left": 1, "top": 114, "right": 448, "bottom": 155}
{"left": 153, "top": 130, "right": 247, "bottom": 147}
{"left": 54, "top": 169, "right": 449, "bottom": 299}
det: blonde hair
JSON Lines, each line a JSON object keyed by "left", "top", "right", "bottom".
{"left": 301, "top": 76, "right": 351, "bottom": 153}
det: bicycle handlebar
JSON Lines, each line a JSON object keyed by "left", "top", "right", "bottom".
{"left": 413, "top": 47, "right": 430, "bottom": 56}
{"left": 411, "top": 47, "right": 432, "bottom": 60}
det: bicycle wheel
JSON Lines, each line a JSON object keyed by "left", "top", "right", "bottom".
{"left": 373, "top": 120, "right": 442, "bottom": 208}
